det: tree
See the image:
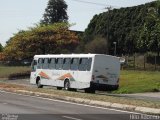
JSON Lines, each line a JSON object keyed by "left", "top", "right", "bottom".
{"left": 41, "top": 0, "right": 68, "bottom": 25}
{"left": 137, "top": 23, "right": 150, "bottom": 53}
{"left": 0, "top": 43, "right": 3, "bottom": 52}
{"left": 85, "top": 36, "right": 107, "bottom": 54}
{"left": 137, "top": 0, "right": 160, "bottom": 55}
{"left": 84, "top": 1, "right": 156, "bottom": 55}
{"left": 3, "top": 23, "right": 79, "bottom": 60}
{"left": 149, "top": 0, "right": 160, "bottom": 56}
{"left": 0, "top": 43, "right": 4, "bottom": 61}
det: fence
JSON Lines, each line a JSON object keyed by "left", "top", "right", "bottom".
{"left": 0, "top": 60, "right": 31, "bottom": 66}
{"left": 121, "top": 54, "right": 160, "bottom": 71}
{"left": 1, "top": 54, "right": 160, "bottom": 71}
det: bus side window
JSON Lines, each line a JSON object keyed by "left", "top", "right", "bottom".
{"left": 86, "top": 58, "right": 92, "bottom": 71}
{"left": 63, "top": 58, "right": 71, "bottom": 70}
{"left": 56, "top": 58, "right": 63, "bottom": 70}
{"left": 71, "top": 58, "right": 79, "bottom": 70}
{"left": 49, "top": 58, "right": 56, "bottom": 69}
{"left": 43, "top": 58, "right": 49, "bottom": 69}
{"left": 79, "top": 58, "right": 87, "bottom": 71}
{"left": 37, "top": 58, "right": 43, "bottom": 69}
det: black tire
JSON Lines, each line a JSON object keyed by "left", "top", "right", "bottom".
{"left": 85, "top": 88, "right": 95, "bottom": 94}
{"left": 114, "top": 85, "right": 119, "bottom": 90}
{"left": 36, "top": 78, "right": 43, "bottom": 88}
{"left": 84, "top": 88, "right": 89, "bottom": 93}
{"left": 69, "top": 88, "right": 77, "bottom": 92}
{"left": 57, "top": 87, "right": 63, "bottom": 90}
{"left": 64, "top": 80, "right": 70, "bottom": 90}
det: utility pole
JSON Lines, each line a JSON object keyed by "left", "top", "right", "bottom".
{"left": 113, "top": 42, "right": 117, "bottom": 56}
{"left": 105, "top": 6, "right": 112, "bottom": 54}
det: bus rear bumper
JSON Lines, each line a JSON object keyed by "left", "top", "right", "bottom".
{"left": 90, "top": 82, "right": 119, "bottom": 91}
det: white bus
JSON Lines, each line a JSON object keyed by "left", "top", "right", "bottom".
{"left": 30, "top": 54, "right": 120, "bottom": 93}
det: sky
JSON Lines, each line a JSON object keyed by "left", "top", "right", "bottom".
{"left": 0, "top": 0, "right": 155, "bottom": 46}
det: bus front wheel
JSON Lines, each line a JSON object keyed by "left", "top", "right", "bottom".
{"left": 36, "top": 78, "right": 43, "bottom": 88}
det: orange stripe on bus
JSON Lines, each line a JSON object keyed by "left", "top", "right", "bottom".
{"left": 58, "top": 73, "right": 73, "bottom": 80}
{"left": 39, "top": 71, "right": 50, "bottom": 79}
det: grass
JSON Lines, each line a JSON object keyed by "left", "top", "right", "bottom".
{"left": 0, "top": 82, "right": 159, "bottom": 109}
{"left": 0, "top": 66, "right": 30, "bottom": 78}
{"left": 0, "top": 66, "right": 160, "bottom": 94}
{"left": 113, "top": 70, "right": 160, "bottom": 94}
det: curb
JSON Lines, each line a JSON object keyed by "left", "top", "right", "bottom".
{"left": 1, "top": 88, "right": 160, "bottom": 115}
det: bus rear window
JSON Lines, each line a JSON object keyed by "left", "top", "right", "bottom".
{"left": 86, "top": 58, "right": 92, "bottom": 71}
{"left": 71, "top": 58, "right": 79, "bottom": 70}
{"left": 79, "top": 58, "right": 92, "bottom": 71}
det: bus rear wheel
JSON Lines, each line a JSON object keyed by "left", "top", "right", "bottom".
{"left": 64, "top": 80, "right": 70, "bottom": 90}
{"left": 85, "top": 88, "right": 95, "bottom": 94}
{"left": 36, "top": 78, "right": 43, "bottom": 88}
{"left": 57, "top": 87, "right": 63, "bottom": 90}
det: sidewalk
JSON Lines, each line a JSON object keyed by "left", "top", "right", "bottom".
{"left": 129, "top": 92, "right": 160, "bottom": 99}
{"left": 97, "top": 92, "right": 160, "bottom": 102}
{"left": 124, "top": 92, "right": 160, "bottom": 102}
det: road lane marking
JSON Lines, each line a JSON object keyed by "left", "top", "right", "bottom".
{"left": 62, "top": 116, "right": 83, "bottom": 120}
{"left": 0, "top": 90, "right": 141, "bottom": 114}
{"left": 0, "top": 102, "right": 8, "bottom": 105}
{"left": 2, "top": 103, "right": 8, "bottom": 105}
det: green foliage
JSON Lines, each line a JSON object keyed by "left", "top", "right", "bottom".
{"left": 74, "top": 38, "right": 85, "bottom": 53}
{"left": 4, "top": 23, "right": 79, "bottom": 60}
{"left": 85, "top": 36, "right": 107, "bottom": 54}
{"left": 41, "top": 0, "right": 68, "bottom": 25}
{"left": 8, "top": 71, "right": 30, "bottom": 80}
{"left": 137, "top": 1, "right": 160, "bottom": 55}
{"left": 84, "top": 1, "right": 159, "bottom": 55}
{"left": 0, "top": 66, "right": 30, "bottom": 78}
{"left": 113, "top": 70, "right": 160, "bottom": 94}
{"left": 137, "top": 23, "right": 150, "bottom": 52}
{"left": 0, "top": 43, "right": 3, "bottom": 52}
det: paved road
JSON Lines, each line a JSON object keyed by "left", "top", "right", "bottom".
{"left": 0, "top": 91, "right": 137, "bottom": 120}
{"left": 1, "top": 79, "right": 31, "bottom": 87}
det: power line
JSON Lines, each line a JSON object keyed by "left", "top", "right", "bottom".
{"left": 69, "top": 0, "right": 106, "bottom": 6}
{"left": 68, "top": 0, "right": 119, "bottom": 8}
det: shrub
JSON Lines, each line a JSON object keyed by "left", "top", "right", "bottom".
{"left": 8, "top": 71, "right": 30, "bottom": 80}
{"left": 85, "top": 36, "right": 107, "bottom": 54}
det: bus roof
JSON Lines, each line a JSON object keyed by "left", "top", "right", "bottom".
{"left": 34, "top": 54, "right": 118, "bottom": 59}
